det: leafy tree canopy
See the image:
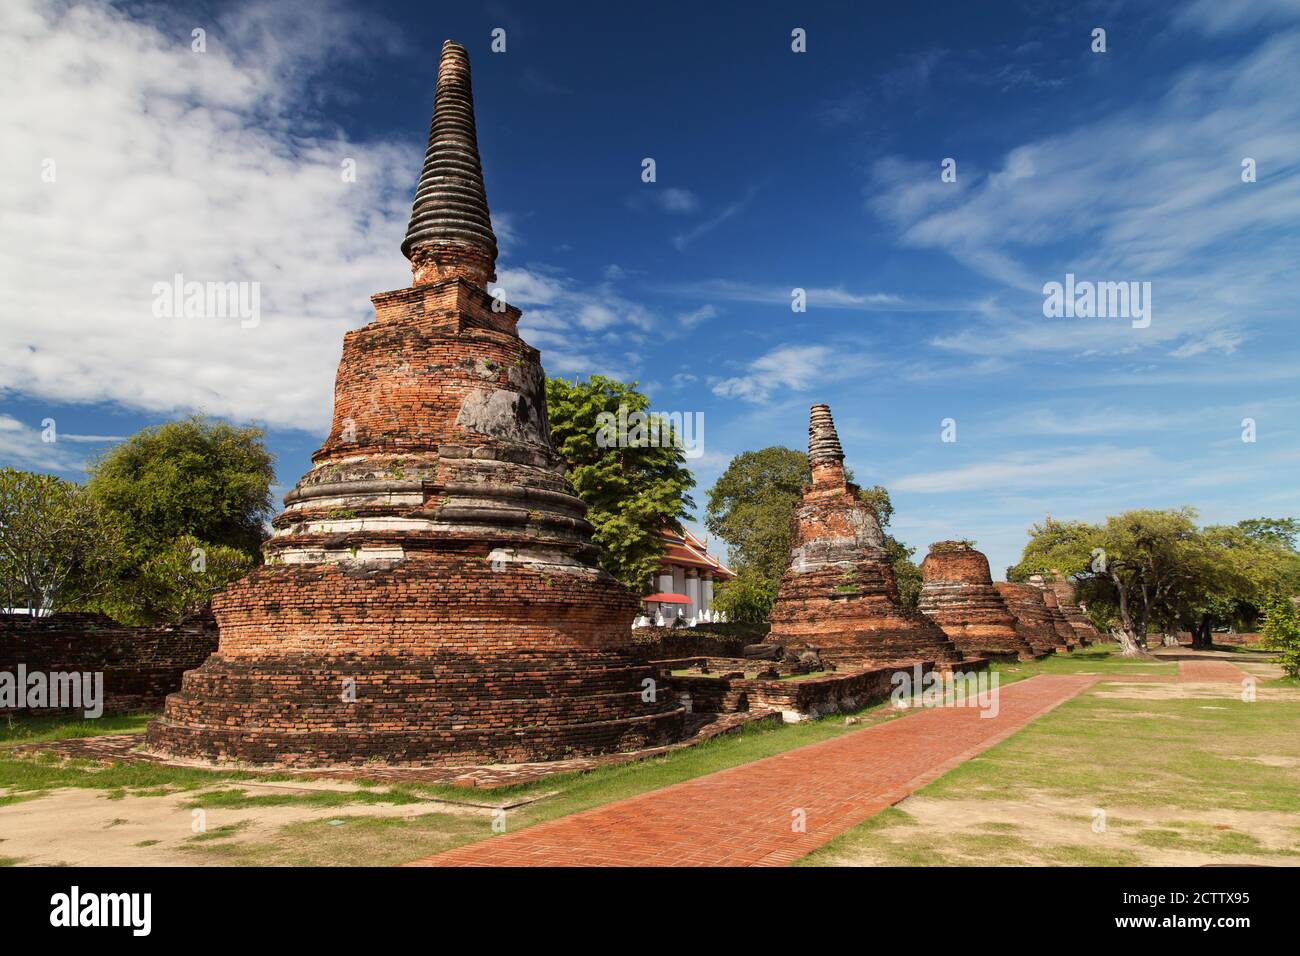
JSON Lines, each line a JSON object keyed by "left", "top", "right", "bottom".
{"left": 0, "top": 468, "right": 117, "bottom": 615}
{"left": 87, "top": 415, "right": 274, "bottom": 559}
{"left": 545, "top": 375, "right": 696, "bottom": 592}
{"left": 85, "top": 416, "right": 274, "bottom": 623}
{"left": 1009, "top": 509, "right": 1300, "bottom": 655}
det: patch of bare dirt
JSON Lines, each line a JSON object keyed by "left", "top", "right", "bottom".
{"left": 0, "top": 781, "right": 491, "bottom": 867}
{"left": 818, "top": 793, "right": 1300, "bottom": 867}
{"left": 1092, "top": 682, "right": 1300, "bottom": 701}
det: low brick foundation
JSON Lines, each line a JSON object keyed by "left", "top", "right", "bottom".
{"left": 0, "top": 611, "right": 218, "bottom": 715}
{"left": 664, "top": 656, "right": 946, "bottom": 722}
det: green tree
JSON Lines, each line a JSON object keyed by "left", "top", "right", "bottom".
{"left": 545, "top": 375, "right": 696, "bottom": 592}
{"left": 1260, "top": 593, "right": 1300, "bottom": 679}
{"left": 711, "top": 570, "right": 777, "bottom": 624}
{"left": 705, "top": 447, "right": 809, "bottom": 585}
{"left": 1011, "top": 509, "right": 1300, "bottom": 656}
{"left": 0, "top": 468, "right": 119, "bottom": 615}
{"left": 87, "top": 416, "right": 273, "bottom": 557}
{"left": 86, "top": 416, "right": 274, "bottom": 623}
{"left": 134, "top": 535, "right": 254, "bottom": 623}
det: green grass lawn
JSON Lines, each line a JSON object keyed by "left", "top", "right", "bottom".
{"left": 0, "top": 712, "right": 155, "bottom": 745}
{"left": 798, "top": 647, "right": 1300, "bottom": 866}
{"left": 2, "top": 643, "right": 1292, "bottom": 866}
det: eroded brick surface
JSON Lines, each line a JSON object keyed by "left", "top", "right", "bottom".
{"left": 146, "top": 42, "right": 684, "bottom": 768}
{"left": 995, "top": 583, "right": 1071, "bottom": 655}
{"left": 0, "top": 611, "right": 217, "bottom": 715}
{"left": 768, "top": 405, "right": 967, "bottom": 670}
{"left": 919, "top": 543, "right": 1039, "bottom": 661}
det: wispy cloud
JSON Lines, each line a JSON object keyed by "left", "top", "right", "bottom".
{"left": 0, "top": 415, "right": 84, "bottom": 472}
{"left": 672, "top": 187, "right": 759, "bottom": 250}
{"left": 865, "top": 24, "right": 1300, "bottom": 359}
{"left": 711, "top": 343, "right": 866, "bottom": 404}
{"left": 893, "top": 447, "right": 1158, "bottom": 494}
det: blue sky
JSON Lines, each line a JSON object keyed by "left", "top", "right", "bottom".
{"left": 2, "top": 0, "right": 1298, "bottom": 578}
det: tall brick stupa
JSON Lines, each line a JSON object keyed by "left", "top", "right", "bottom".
{"left": 918, "top": 542, "right": 1039, "bottom": 661}
{"left": 147, "top": 41, "right": 685, "bottom": 766}
{"left": 767, "top": 405, "right": 966, "bottom": 669}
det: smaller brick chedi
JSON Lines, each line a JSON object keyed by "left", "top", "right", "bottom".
{"left": 147, "top": 41, "right": 684, "bottom": 766}
{"left": 995, "top": 582, "right": 1070, "bottom": 655}
{"left": 1040, "top": 587, "right": 1083, "bottom": 648}
{"left": 1045, "top": 578, "right": 1100, "bottom": 645}
{"left": 918, "top": 542, "right": 1038, "bottom": 661}
{"left": 768, "top": 405, "right": 965, "bottom": 669}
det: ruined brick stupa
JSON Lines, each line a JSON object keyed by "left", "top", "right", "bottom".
{"left": 1040, "top": 587, "right": 1083, "bottom": 649}
{"left": 767, "top": 405, "right": 966, "bottom": 669}
{"left": 147, "top": 41, "right": 684, "bottom": 766}
{"left": 918, "top": 542, "right": 1038, "bottom": 661}
{"left": 995, "top": 582, "right": 1070, "bottom": 655}
{"left": 1044, "top": 578, "right": 1100, "bottom": 645}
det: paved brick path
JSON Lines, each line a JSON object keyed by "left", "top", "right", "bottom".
{"left": 406, "top": 673, "right": 1097, "bottom": 867}
{"left": 1178, "top": 659, "right": 1251, "bottom": 682}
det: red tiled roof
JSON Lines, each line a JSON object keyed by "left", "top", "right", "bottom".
{"left": 656, "top": 527, "right": 735, "bottom": 579}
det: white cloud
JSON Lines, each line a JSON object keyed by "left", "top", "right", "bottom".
{"left": 713, "top": 344, "right": 839, "bottom": 404}
{"left": 0, "top": 0, "right": 419, "bottom": 433}
{"left": 672, "top": 187, "right": 758, "bottom": 250}
{"left": 0, "top": 415, "right": 84, "bottom": 472}
{"left": 866, "top": 26, "right": 1300, "bottom": 358}
{"left": 893, "top": 447, "right": 1157, "bottom": 494}
{"left": 1169, "top": 329, "right": 1246, "bottom": 358}
{"left": 677, "top": 304, "right": 717, "bottom": 329}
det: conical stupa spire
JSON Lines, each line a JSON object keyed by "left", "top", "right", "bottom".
{"left": 808, "top": 404, "right": 845, "bottom": 466}
{"left": 402, "top": 40, "right": 498, "bottom": 287}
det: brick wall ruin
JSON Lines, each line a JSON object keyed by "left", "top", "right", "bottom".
{"left": 0, "top": 611, "right": 218, "bottom": 716}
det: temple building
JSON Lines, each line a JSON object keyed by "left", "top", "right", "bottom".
{"left": 638, "top": 527, "right": 734, "bottom": 627}
{"left": 767, "top": 405, "right": 968, "bottom": 670}
{"left": 147, "top": 41, "right": 684, "bottom": 767}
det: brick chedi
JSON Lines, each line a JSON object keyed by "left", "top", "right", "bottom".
{"left": 768, "top": 405, "right": 965, "bottom": 669}
{"left": 1040, "top": 587, "right": 1083, "bottom": 649}
{"left": 918, "top": 542, "right": 1038, "bottom": 661}
{"left": 995, "top": 583, "right": 1070, "bottom": 655}
{"left": 147, "top": 41, "right": 684, "bottom": 767}
{"left": 1045, "top": 578, "right": 1100, "bottom": 645}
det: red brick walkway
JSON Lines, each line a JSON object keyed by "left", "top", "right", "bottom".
{"left": 406, "top": 673, "right": 1097, "bottom": 867}
{"left": 1178, "top": 660, "right": 1251, "bottom": 682}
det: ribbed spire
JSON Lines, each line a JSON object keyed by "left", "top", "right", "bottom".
{"left": 808, "top": 404, "right": 845, "bottom": 466}
{"left": 402, "top": 40, "right": 498, "bottom": 287}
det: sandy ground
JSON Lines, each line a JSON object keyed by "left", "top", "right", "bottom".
{"left": 814, "top": 792, "right": 1300, "bottom": 867}
{"left": 0, "top": 780, "right": 490, "bottom": 866}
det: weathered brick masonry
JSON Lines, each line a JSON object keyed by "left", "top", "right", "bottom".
{"left": 1044, "top": 579, "right": 1101, "bottom": 645}
{"left": 0, "top": 611, "right": 217, "bottom": 715}
{"left": 1041, "top": 587, "right": 1085, "bottom": 648}
{"left": 767, "top": 405, "right": 970, "bottom": 670}
{"left": 147, "top": 41, "right": 684, "bottom": 766}
{"left": 918, "top": 542, "right": 1039, "bottom": 661}
{"left": 994, "top": 582, "right": 1071, "bottom": 655}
